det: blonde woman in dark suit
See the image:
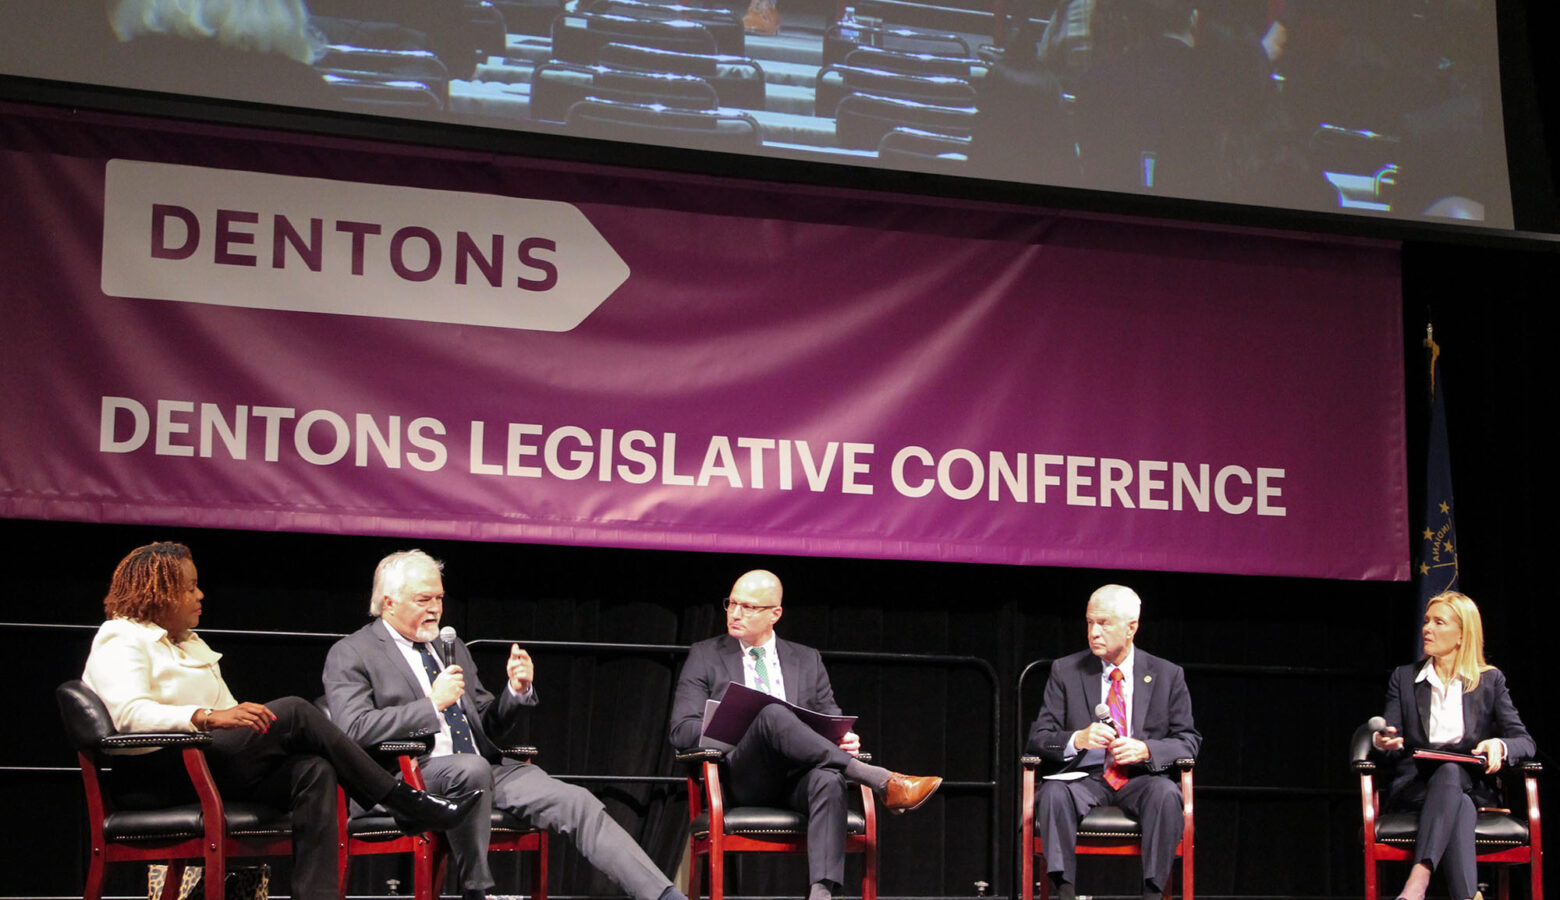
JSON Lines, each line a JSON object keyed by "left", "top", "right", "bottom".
{"left": 1371, "top": 591, "right": 1536, "bottom": 900}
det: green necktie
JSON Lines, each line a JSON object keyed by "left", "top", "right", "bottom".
{"left": 750, "top": 647, "right": 772, "bottom": 695}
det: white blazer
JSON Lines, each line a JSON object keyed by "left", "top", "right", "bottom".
{"left": 82, "top": 618, "right": 237, "bottom": 738}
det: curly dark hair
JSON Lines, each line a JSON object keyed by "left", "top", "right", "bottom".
{"left": 103, "top": 542, "right": 192, "bottom": 624}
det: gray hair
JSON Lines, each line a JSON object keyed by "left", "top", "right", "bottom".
{"left": 109, "top": 0, "right": 323, "bottom": 64}
{"left": 1088, "top": 584, "right": 1142, "bottom": 621}
{"left": 369, "top": 549, "right": 444, "bottom": 616}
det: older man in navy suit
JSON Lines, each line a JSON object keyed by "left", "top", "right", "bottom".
{"left": 669, "top": 569, "right": 942, "bottom": 900}
{"left": 324, "top": 550, "right": 685, "bottom": 900}
{"left": 1027, "top": 584, "right": 1201, "bottom": 900}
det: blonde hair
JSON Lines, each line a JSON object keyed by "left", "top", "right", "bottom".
{"left": 1425, "top": 591, "right": 1491, "bottom": 691}
{"left": 109, "top": 0, "right": 323, "bottom": 64}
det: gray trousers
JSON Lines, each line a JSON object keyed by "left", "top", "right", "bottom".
{"left": 421, "top": 754, "right": 672, "bottom": 899}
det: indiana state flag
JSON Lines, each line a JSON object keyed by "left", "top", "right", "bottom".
{"left": 1417, "top": 324, "right": 1459, "bottom": 648}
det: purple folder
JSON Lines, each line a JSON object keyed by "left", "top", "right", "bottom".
{"left": 700, "top": 682, "right": 856, "bottom": 747}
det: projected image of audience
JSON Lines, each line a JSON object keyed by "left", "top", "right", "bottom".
{"left": 0, "top": 0, "right": 1515, "bottom": 226}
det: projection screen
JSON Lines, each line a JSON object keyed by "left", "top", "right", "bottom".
{"left": 0, "top": 0, "right": 1518, "bottom": 228}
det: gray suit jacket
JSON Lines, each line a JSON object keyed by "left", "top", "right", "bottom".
{"left": 323, "top": 620, "right": 536, "bottom": 760}
{"left": 668, "top": 634, "right": 840, "bottom": 751}
{"left": 1026, "top": 647, "right": 1201, "bottom": 775}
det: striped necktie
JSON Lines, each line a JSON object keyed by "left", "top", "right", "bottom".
{"left": 1104, "top": 667, "right": 1128, "bottom": 789}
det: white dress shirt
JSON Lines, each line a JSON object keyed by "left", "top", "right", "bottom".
{"left": 381, "top": 619, "right": 530, "bottom": 758}
{"left": 740, "top": 633, "right": 786, "bottom": 699}
{"left": 1416, "top": 659, "right": 1466, "bottom": 746}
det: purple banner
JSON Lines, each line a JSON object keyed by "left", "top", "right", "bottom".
{"left": 0, "top": 104, "right": 1407, "bottom": 580}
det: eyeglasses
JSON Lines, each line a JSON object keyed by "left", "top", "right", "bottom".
{"left": 722, "top": 598, "right": 780, "bottom": 617}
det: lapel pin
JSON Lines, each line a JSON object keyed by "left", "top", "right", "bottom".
{"left": 1144, "top": 675, "right": 1152, "bottom": 683}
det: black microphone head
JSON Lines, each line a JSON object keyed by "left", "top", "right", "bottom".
{"left": 1367, "top": 715, "right": 1388, "bottom": 733}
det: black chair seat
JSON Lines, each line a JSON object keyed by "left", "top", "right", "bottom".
{"left": 1076, "top": 804, "right": 1143, "bottom": 837}
{"left": 1373, "top": 810, "right": 1531, "bottom": 846}
{"left": 690, "top": 806, "right": 866, "bottom": 839}
{"left": 493, "top": 808, "right": 534, "bottom": 834}
{"left": 347, "top": 811, "right": 409, "bottom": 842}
{"left": 103, "top": 801, "right": 292, "bottom": 841}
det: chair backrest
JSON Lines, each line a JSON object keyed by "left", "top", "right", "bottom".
{"left": 551, "top": 12, "right": 719, "bottom": 65}
{"left": 835, "top": 92, "right": 977, "bottom": 151}
{"left": 57, "top": 680, "right": 116, "bottom": 752}
{"left": 566, "top": 98, "right": 761, "bottom": 153}
{"left": 579, "top": 0, "right": 745, "bottom": 55}
{"left": 843, "top": 45, "right": 979, "bottom": 78}
{"left": 595, "top": 43, "right": 766, "bottom": 109}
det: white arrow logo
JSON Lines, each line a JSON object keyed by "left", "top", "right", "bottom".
{"left": 101, "top": 159, "right": 628, "bottom": 332}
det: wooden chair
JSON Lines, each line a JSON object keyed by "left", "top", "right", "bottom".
{"left": 1350, "top": 721, "right": 1543, "bottom": 900}
{"left": 316, "top": 693, "right": 549, "bottom": 900}
{"left": 677, "top": 748, "right": 877, "bottom": 900}
{"left": 56, "top": 680, "right": 297, "bottom": 900}
{"left": 334, "top": 736, "right": 443, "bottom": 900}
{"left": 1020, "top": 755, "right": 1195, "bottom": 900}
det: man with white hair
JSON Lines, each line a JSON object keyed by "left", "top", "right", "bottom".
{"left": 1026, "top": 584, "right": 1201, "bottom": 900}
{"left": 324, "top": 550, "right": 686, "bottom": 900}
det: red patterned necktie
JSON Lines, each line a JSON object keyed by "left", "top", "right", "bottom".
{"left": 1104, "top": 667, "right": 1129, "bottom": 789}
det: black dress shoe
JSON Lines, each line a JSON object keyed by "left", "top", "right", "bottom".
{"left": 383, "top": 780, "right": 483, "bottom": 831}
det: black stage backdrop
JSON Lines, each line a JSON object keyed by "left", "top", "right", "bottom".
{"left": 5, "top": 239, "right": 1557, "bottom": 900}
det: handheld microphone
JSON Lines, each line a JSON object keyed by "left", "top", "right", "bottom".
{"left": 1367, "top": 716, "right": 1388, "bottom": 734}
{"left": 439, "top": 626, "right": 458, "bottom": 668}
{"left": 1094, "top": 703, "right": 1118, "bottom": 734}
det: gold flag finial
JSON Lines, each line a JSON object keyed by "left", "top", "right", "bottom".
{"left": 1424, "top": 322, "right": 1440, "bottom": 396}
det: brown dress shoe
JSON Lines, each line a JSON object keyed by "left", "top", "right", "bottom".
{"left": 743, "top": 0, "right": 779, "bottom": 35}
{"left": 882, "top": 773, "right": 942, "bottom": 813}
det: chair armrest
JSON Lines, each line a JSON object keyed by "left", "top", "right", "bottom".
{"left": 500, "top": 745, "right": 539, "bottom": 762}
{"left": 675, "top": 748, "right": 726, "bottom": 765}
{"left": 1352, "top": 759, "right": 1378, "bottom": 773}
{"left": 372, "top": 737, "right": 434, "bottom": 756}
{"left": 1021, "top": 755, "right": 1042, "bottom": 768}
{"left": 1515, "top": 760, "right": 1543, "bottom": 775}
{"left": 100, "top": 732, "right": 213, "bottom": 752}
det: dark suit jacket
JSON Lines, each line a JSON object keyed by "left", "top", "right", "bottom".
{"left": 669, "top": 634, "right": 840, "bottom": 751}
{"left": 1373, "top": 662, "right": 1535, "bottom": 807}
{"left": 323, "top": 620, "right": 536, "bottom": 761}
{"left": 1026, "top": 648, "right": 1201, "bottom": 775}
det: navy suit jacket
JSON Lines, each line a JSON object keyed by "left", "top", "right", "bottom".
{"left": 669, "top": 634, "right": 840, "bottom": 751}
{"left": 1026, "top": 648, "right": 1201, "bottom": 775}
{"left": 323, "top": 620, "right": 535, "bottom": 761}
{"left": 1374, "top": 662, "right": 1535, "bottom": 806}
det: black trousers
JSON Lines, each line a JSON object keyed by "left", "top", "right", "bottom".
{"left": 723, "top": 704, "right": 855, "bottom": 887}
{"left": 1391, "top": 761, "right": 1481, "bottom": 900}
{"left": 114, "top": 696, "right": 398, "bottom": 900}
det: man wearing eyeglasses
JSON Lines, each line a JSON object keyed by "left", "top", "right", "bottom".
{"left": 324, "top": 549, "right": 687, "bottom": 900}
{"left": 669, "top": 569, "right": 942, "bottom": 900}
